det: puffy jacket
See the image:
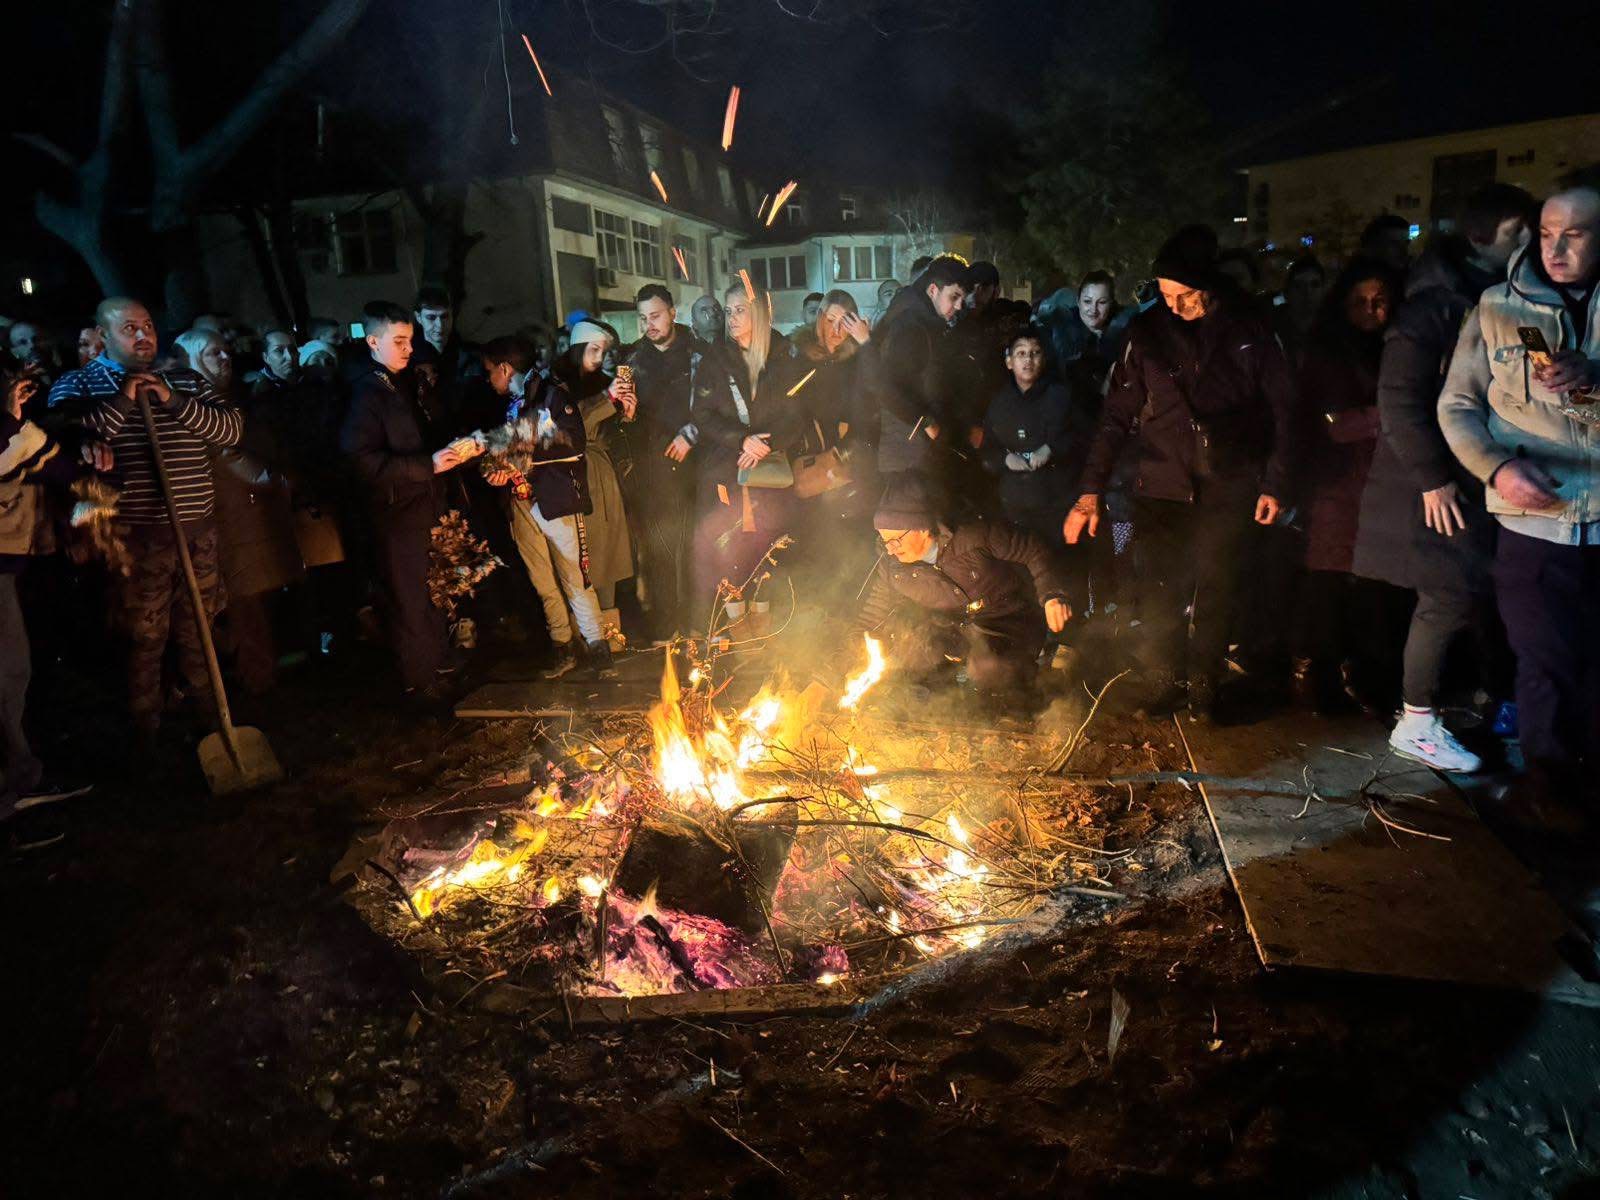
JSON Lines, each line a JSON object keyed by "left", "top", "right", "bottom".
{"left": 340, "top": 366, "right": 444, "bottom": 510}
{"left": 622, "top": 326, "right": 702, "bottom": 452}
{"left": 858, "top": 292, "right": 961, "bottom": 475}
{"left": 980, "top": 379, "right": 1094, "bottom": 515}
{"left": 1079, "top": 299, "right": 1300, "bottom": 505}
{"left": 1438, "top": 243, "right": 1600, "bottom": 536}
{"left": 858, "top": 518, "right": 1069, "bottom": 632}
{"left": 690, "top": 332, "right": 808, "bottom": 491}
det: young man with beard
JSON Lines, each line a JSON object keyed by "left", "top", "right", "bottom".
{"left": 1439, "top": 185, "right": 1600, "bottom": 824}
{"left": 50, "top": 298, "right": 242, "bottom": 738}
{"left": 340, "top": 302, "right": 483, "bottom": 700}
{"left": 1065, "top": 229, "right": 1300, "bottom": 722}
{"left": 860, "top": 255, "right": 972, "bottom": 485}
{"left": 613, "top": 284, "right": 703, "bottom": 641}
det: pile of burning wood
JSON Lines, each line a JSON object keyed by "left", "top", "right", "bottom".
{"left": 353, "top": 637, "right": 1120, "bottom": 1002}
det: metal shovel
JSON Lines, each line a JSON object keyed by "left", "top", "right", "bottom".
{"left": 138, "top": 393, "right": 283, "bottom": 794}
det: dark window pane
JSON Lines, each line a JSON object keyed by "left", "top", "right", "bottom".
{"left": 789, "top": 255, "right": 807, "bottom": 286}
{"left": 552, "top": 196, "right": 592, "bottom": 234}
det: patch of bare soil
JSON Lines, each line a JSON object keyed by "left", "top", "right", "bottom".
{"left": 6, "top": 653, "right": 1600, "bottom": 1198}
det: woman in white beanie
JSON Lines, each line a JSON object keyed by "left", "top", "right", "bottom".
{"left": 552, "top": 321, "right": 633, "bottom": 646}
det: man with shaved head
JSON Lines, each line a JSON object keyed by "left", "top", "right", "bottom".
{"left": 49, "top": 296, "right": 243, "bottom": 741}
{"left": 1440, "top": 185, "right": 1600, "bottom": 826}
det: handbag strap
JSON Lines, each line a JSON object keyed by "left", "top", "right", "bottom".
{"left": 728, "top": 373, "right": 751, "bottom": 427}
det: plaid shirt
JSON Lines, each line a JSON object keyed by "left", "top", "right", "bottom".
{"left": 50, "top": 356, "right": 241, "bottom": 526}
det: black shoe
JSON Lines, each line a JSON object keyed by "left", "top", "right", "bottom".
{"left": 585, "top": 640, "right": 620, "bottom": 680}
{"left": 542, "top": 642, "right": 580, "bottom": 680}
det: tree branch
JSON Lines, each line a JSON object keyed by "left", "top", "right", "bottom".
{"left": 12, "top": 133, "right": 77, "bottom": 169}
{"left": 180, "top": 0, "right": 372, "bottom": 186}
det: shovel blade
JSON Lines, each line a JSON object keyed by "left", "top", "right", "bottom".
{"left": 198, "top": 725, "right": 283, "bottom": 795}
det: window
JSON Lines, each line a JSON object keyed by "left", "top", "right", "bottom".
{"left": 293, "top": 211, "right": 332, "bottom": 274}
{"left": 747, "top": 259, "right": 768, "bottom": 290}
{"left": 632, "top": 219, "right": 663, "bottom": 278}
{"left": 840, "top": 193, "right": 857, "bottom": 223}
{"left": 1392, "top": 193, "right": 1421, "bottom": 210}
{"left": 718, "top": 166, "right": 737, "bottom": 212}
{"left": 682, "top": 148, "right": 703, "bottom": 201}
{"left": 1507, "top": 149, "right": 1535, "bottom": 167}
{"left": 552, "top": 196, "right": 592, "bottom": 235}
{"left": 602, "top": 106, "right": 634, "bottom": 178}
{"left": 788, "top": 255, "right": 807, "bottom": 288}
{"left": 594, "top": 209, "right": 631, "bottom": 273}
{"left": 639, "top": 123, "right": 666, "bottom": 176}
{"left": 333, "top": 208, "right": 397, "bottom": 276}
{"left": 834, "top": 244, "right": 892, "bottom": 282}
{"left": 747, "top": 254, "right": 809, "bottom": 291}
{"left": 768, "top": 257, "right": 788, "bottom": 290}
{"left": 785, "top": 203, "right": 805, "bottom": 226}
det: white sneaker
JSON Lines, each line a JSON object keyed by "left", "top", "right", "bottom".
{"left": 1389, "top": 712, "right": 1481, "bottom": 773}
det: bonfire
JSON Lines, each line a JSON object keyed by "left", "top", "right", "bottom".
{"left": 354, "top": 630, "right": 1119, "bottom": 1004}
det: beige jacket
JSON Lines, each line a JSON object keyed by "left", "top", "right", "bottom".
{"left": 1438, "top": 244, "right": 1600, "bottom": 539}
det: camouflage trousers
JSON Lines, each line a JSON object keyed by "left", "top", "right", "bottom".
{"left": 118, "top": 520, "right": 223, "bottom": 729}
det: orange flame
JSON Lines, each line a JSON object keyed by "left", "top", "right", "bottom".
{"left": 839, "top": 635, "right": 885, "bottom": 711}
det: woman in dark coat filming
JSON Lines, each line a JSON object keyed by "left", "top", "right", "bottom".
{"left": 1295, "top": 257, "right": 1407, "bottom": 713}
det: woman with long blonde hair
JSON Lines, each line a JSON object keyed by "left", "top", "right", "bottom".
{"left": 687, "top": 281, "right": 808, "bottom": 628}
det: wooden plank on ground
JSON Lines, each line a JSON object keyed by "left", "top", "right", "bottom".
{"left": 476, "top": 971, "right": 907, "bottom": 1024}
{"left": 1181, "top": 712, "right": 1600, "bottom": 1006}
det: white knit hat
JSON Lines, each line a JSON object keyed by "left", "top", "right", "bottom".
{"left": 569, "top": 320, "right": 611, "bottom": 348}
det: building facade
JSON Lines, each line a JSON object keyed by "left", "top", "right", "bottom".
{"left": 1239, "top": 112, "right": 1600, "bottom": 258}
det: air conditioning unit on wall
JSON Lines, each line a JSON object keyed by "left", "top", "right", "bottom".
{"left": 597, "top": 267, "right": 618, "bottom": 288}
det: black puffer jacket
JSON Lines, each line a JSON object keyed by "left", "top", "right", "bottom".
{"left": 1352, "top": 242, "right": 1498, "bottom": 591}
{"left": 340, "top": 366, "right": 443, "bottom": 510}
{"left": 1079, "top": 299, "right": 1300, "bottom": 504}
{"left": 859, "top": 292, "right": 961, "bottom": 474}
{"left": 858, "top": 518, "right": 1068, "bottom": 631}
{"left": 981, "top": 378, "right": 1094, "bottom": 516}
{"left": 690, "top": 331, "right": 808, "bottom": 492}
{"left": 622, "top": 325, "right": 702, "bottom": 453}
{"left": 518, "top": 375, "right": 591, "bottom": 520}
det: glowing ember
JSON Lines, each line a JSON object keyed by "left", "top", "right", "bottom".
{"left": 739, "top": 268, "right": 755, "bottom": 302}
{"left": 786, "top": 368, "right": 818, "bottom": 397}
{"left": 519, "top": 34, "right": 553, "bottom": 96}
{"left": 650, "top": 170, "right": 669, "bottom": 204}
{"left": 764, "top": 180, "right": 799, "bottom": 228}
{"left": 721, "top": 85, "right": 741, "bottom": 149}
{"left": 671, "top": 245, "right": 690, "bottom": 279}
{"left": 839, "top": 635, "right": 886, "bottom": 711}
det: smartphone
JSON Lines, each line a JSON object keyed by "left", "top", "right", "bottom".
{"left": 348, "top": 322, "right": 364, "bottom": 339}
{"left": 1517, "top": 325, "right": 1554, "bottom": 371}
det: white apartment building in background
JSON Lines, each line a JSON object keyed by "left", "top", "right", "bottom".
{"left": 195, "top": 72, "right": 1023, "bottom": 343}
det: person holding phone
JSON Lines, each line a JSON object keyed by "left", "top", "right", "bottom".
{"left": 1438, "top": 184, "right": 1600, "bottom": 826}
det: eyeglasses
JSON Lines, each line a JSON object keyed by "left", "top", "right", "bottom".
{"left": 880, "top": 531, "right": 916, "bottom": 553}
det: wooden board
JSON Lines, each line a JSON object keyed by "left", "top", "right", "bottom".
{"left": 1181, "top": 713, "right": 1600, "bottom": 1005}
{"left": 476, "top": 971, "right": 906, "bottom": 1025}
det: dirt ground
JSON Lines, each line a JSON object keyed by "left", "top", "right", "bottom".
{"left": 7, "top": 639, "right": 1600, "bottom": 1199}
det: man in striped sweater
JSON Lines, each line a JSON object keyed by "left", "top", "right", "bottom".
{"left": 49, "top": 298, "right": 242, "bottom": 735}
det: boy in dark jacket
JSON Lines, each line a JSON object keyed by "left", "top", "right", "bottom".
{"left": 860, "top": 474, "right": 1070, "bottom": 698}
{"left": 339, "top": 302, "right": 483, "bottom": 697}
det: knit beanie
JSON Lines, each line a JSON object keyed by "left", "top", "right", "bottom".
{"left": 872, "top": 473, "right": 937, "bottom": 532}
{"left": 569, "top": 320, "right": 611, "bottom": 348}
{"left": 1150, "top": 225, "right": 1221, "bottom": 290}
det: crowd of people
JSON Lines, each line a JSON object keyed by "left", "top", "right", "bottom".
{"left": 2, "top": 177, "right": 1598, "bottom": 827}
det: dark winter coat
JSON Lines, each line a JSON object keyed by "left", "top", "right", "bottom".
{"left": 1078, "top": 299, "right": 1300, "bottom": 505}
{"left": 690, "top": 330, "right": 808, "bottom": 493}
{"left": 340, "top": 366, "right": 444, "bottom": 511}
{"left": 622, "top": 325, "right": 702, "bottom": 453}
{"left": 518, "top": 374, "right": 591, "bottom": 522}
{"left": 858, "top": 292, "right": 961, "bottom": 475}
{"left": 980, "top": 379, "right": 1093, "bottom": 518}
{"left": 857, "top": 517, "right": 1069, "bottom": 632}
{"left": 1352, "top": 244, "right": 1498, "bottom": 592}
{"left": 212, "top": 385, "right": 305, "bottom": 597}
{"left": 796, "top": 334, "right": 867, "bottom": 452}
{"left": 1297, "top": 327, "right": 1384, "bottom": 573}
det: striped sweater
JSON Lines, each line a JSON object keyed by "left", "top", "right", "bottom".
{"left": 50, "top": 358, "right": 241, "bottom": 526}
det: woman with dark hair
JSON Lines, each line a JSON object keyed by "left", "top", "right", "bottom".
{"left": 1296, "top": 257, "right": 1408, "bottom": 713}
{"left": 479, "top": 335, "right": 616, "bottom": 678}
{"left": 688, "top": 281, "right": 807, "bottom": 629}
{"left": 550, "top": 321, "right": 633, "bottom": 643}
